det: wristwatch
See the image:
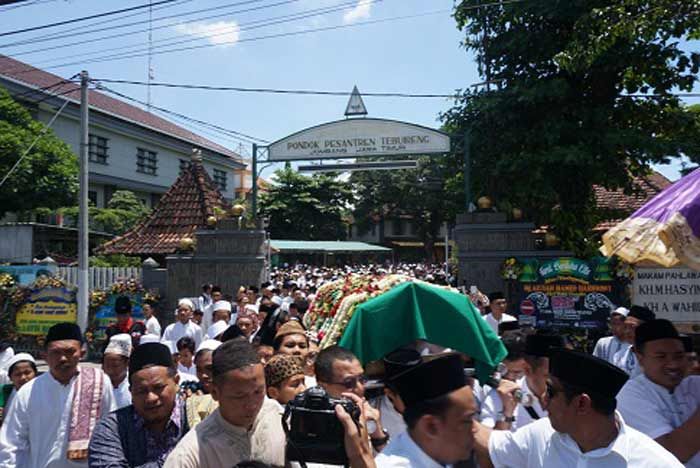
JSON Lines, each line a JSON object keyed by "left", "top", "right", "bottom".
{"left": 371, "top": 428, "right": 390, "bottom": 448}
{"left": 497, "top": 413, "right": 516, "bottom": 423}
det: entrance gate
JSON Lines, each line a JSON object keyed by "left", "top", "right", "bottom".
{"left": 249, "top": 89, "right": 471, "bottom": 219}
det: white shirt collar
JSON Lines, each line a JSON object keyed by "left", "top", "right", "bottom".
{"left": 390, "top": 431, "right": 452, "bottom": 468}
{"left": 554, "top": 412, "right": 630, "bottom": 461}
{"left": 638, "top": 373, "right": 675, "bottom": 395}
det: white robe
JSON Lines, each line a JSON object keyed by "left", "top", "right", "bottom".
{"left": 0, "top": 368, "right": 115, "bottom": 468}
{"left": 144, "top": 316, "right": 162, "bottom": 337}
{"left": 112, "top": 376, "right": 131, "bottom": 410}
{"left": 0, "top": 348, "right": 14, "bottom": 372}
{"left": 482, "top": 312, "right": 517, "bottom": 335}
{"left": 162, "top": 321, "right": 203, "bottom": 349}
{"left": 592, "top": 335, "right": 625, "bottom": 364}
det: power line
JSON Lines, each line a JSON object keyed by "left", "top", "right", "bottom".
{"left": 91, "top": 78, "right": 458, "bottom": 98}
{"left": 0, "top": 99, "right": 70, "bottom": 188}
{"left": 1, "top": 0, "right": 272, "bottom": 48}
{"left": 95, "top": 83, "right": 269, "bottom": 144}
{"left": 10, "top": 0, "right": 193, "bottom": 49}
{"left": 16, "top": 0, "right": 371, "bottom": 65}
{"left": 0, "top": 0, "right": 178, "bottom": 38}
{"left": 34, "top": 8, "right": 451, "bottom": 71}
{"left": 7, "top": 0, "right": 307, "bottom": 59}
{"left": 0, "top": 0, "right": 61, "bottom": 12}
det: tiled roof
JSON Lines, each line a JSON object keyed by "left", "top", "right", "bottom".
{"left": 592, "top": 171, "right": 672, "bottom": 230}
{"left": 0, "top": 55, "right": 242, "bottom": 161}
{"left": 96, "top": 158, "right": 229, "bottom": 255}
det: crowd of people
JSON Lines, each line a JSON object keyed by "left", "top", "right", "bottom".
{"left": 0, "top": 265, "right": 697, "bottom": 468}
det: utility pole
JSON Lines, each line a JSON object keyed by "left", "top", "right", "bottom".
{"left": 78, "top": 71, "right": 89, "bottom": 332}
{"left": 444, "top": 221, "right": 449, "bottom": 277}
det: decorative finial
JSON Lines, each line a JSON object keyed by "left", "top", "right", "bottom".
{"left": 191, "top": 148, "right": 203, "bottom": 162}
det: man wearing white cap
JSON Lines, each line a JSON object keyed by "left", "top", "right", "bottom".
{"left": 201, "top": 287, "right": 225, "bottom": 332}
{"left": 210, "top": 301, "right": 234, "bottom": 327}
{"left": 162, "top": 299, "right": 203, "bottom": 349}
{"left": 102, "top": 334, "right": 133, "bottom": 410}
{"left": 593, "top": 306, "right": 629, "bottom": 364}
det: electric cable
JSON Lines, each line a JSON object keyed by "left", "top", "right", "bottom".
{"left": 95, "top": 83, "right": 269, "bottom": 143}
{"left": 0, "top": 98, "right": 70, "bottom": 188}
{"left": 91, "top": 77, "right": 459, "bottom": 99}
{"left": 2, "top": 0, "right": 273, "bottom": 48}
{"left": 11, "top": 0, "right": 363, "bottom": 62}
{"left": 0, "top": 0, "right": 179, "bottom": 38}
{"left": 10, "top": 0, "right": 193, "bottom": 49}
{"left": 33, "top": 8, "right": 451, "bottom": 71}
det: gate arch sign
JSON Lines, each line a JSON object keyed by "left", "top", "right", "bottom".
{"left": 267, "top": 118, "right": 451, "bottom": 161}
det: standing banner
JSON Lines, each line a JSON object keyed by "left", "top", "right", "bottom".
{"left": 632, "top": 267, "right": 700, "bottom": 322}
{"left": 508, "top": 257, "right": 625, "bottom": 329}
{"left": 15, "top": 287, "right": 77, "bottom": 335}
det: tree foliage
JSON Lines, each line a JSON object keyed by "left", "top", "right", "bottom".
{"left": 0, "top": 86, "right": 78, "bottom": 218}
{"left": 59, "top": 190, "right": 151, "bottom": 235}
{"left": 350, "top": 156, "right": 464, "bottom": 262}
{"left": 259, "top": 165, "right": 353, "bottom": 240}
{"left": 442, "top": 0, "right": 700, "bottom": 255}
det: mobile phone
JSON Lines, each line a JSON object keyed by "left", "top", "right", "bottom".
{"left": 470, "top": 285, "right": 478, "bottom": 294}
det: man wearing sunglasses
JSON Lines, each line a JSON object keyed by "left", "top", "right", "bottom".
{"left": 315, "top": 346, "right": 390, "bottom": 451}
{"left": 472, "top": 349, "right": 682, "bottom": 467}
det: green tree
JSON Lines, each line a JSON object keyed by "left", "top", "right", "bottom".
{"left": 58, "top": 190, "right": 151, "bottom": 235}
{"left": 442, "top": 0, "right": 700, "bottom": 255}
{"left": 0, "top": 86, "right": 78, "bottom": 217}
{"left": 351, "top": 156, "right": 464, "bottom": 262}
{"left": 260, "top": 165, "right": 353, "bottom": 240}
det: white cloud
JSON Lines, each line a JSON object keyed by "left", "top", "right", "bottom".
{"left": 174, "top": 21, "right": 240, "bottom": 47}
{"left": 343, "top": 0, "right": 372, "bottom": 24}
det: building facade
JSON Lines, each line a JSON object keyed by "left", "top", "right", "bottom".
{"left": 0, "top": 56, "right": 248, "bottom": 213}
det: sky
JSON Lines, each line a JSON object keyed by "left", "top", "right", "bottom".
{"left": 0, "top": 0, "right": 692, "bottom": 181}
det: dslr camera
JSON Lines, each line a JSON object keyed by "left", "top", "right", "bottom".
{"left": 282, "top": 386, "right": 360, "bottom": 466}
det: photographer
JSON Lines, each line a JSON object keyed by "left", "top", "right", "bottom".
{"left": 316, "top": 346, "right": 389, "bottom": 450}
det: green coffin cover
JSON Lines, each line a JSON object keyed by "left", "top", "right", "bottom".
{"left": 338, "top": 282, "right": 507, "bottom": 383}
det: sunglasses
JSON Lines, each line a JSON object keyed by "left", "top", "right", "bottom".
{"left": 330, "top": 375, "right": 368, "bottom": 389}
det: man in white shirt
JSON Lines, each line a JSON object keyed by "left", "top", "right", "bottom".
{"left": 610, "top": 305, "right": 655, "bottom": 377}
{"left": 162, "top": 299, "right": 204, "bottom": 349}
{"left": 506, "top": 333, "right": 563, "bottom": 429}
{"left": 375, "top": 353, "right": 479, "bottom": 468}
{"left": 164, "top": 338, "right": 285, "bottom": 467}
{"left": 617, "top": 319, "right": 700, "bottom": 467}
{"left": 377, "top": 348, "right": 424, "bottom": 439}
{"left": 480, "top": 331, "right": 528, "bottom": 430}
{"left": 0, "top": 322, "right": 115, "bottom": 467}
{"left": 142, "top": 302, "right": 162, "bottom": 337}
{"left": 473, "top": 349, "right": 683, "bottom": 468}
{"left": 482, "top": 292, "right": 516, "bottom": 335}
{"left": 201, "top": 286, "right": 224, "bottom": 333}
{"left": 102, "top": 333, "right": 132, "bottom": 410}
{"left": 592, "top": 306, "right": 628, "bottom": 363}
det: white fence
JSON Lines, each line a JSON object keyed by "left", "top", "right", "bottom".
{"left": 58, "top": 267, "right": 142, "bottom": 290}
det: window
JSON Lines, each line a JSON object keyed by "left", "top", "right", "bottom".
{"left": 88, "top": 191, "right": 98, "bottom": 205}
{"left": 136, "top": 148, "right": 157, "bottom": 175}
{"left": 179, "top": 159, "right": 189, "bottom": 175}
{"left": 213, "top": 168, "right": 227, "bottom": 191}
{"left": 88, "top": 135, "right": 109, "bottom": 164}
{"left": 392, "top": 219, "right": 404, "bottom": 236}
